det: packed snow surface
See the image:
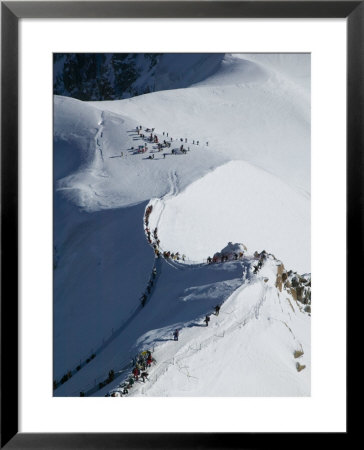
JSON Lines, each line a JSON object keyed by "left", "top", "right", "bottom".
{"left": 53, "top": 53, "right": 310, "bottom": 397}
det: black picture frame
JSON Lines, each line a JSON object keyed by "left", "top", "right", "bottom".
{"left": 1, "top": 1, "right": 358, "bottom": 448}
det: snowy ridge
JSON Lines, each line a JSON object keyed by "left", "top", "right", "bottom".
{"left": 106, "top": 255, "right": 310, "bottom": 397}
{"left": 53, "top": 53, "right": 310, "bottom": 397}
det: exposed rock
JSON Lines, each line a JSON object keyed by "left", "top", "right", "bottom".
{"left": 294, "top": 350, "right": 304, "bottom": 359}
{"left": 275, "top": 262, "right": 285, "bottom": 292}
{"left": 274, "top": 259, "right": 311, "bottom": 311}
{"left": 296, "top": 362, "right": 306, "bottom": 372}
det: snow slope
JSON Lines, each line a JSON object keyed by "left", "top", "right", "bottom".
{"left": 54, "top": 53, "right": 224, "bottom": 100}
{"left": 94, "top": 53, "right": 310, "bottom": 196}
{"left": 53, "top": 53, "right": 310, "bottom": 397}
{"left": 117, "top": 258, "right": 310, "bottom": 397}
{"left": 147, "top": 160, "right": 310, "bottom": 273}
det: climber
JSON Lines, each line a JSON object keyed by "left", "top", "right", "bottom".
{"left": 141, "top": 372, "right": 149, "bottom": 382}
{"left": 214, "top": 305, "right": 221, "bottom": 316}
{"left": 173, "top": 329, "right": 180, "bottom": 341}
{"left": 204, "top": 315, "right": 211, "bottom": 326}
{"left": 132, "top": 367, "right": 140, "bottom": 381}
{"left": 140, "top": 293, "right": 147, "bottom": 307}
{"left": 207, "top": 256, "right": 212, "bottom": 264}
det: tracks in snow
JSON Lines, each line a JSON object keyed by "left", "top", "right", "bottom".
{"left": 95, "top": 111, "right": 105, "bottom": 166}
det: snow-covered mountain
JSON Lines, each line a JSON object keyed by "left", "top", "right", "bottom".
{"left": 53, "top": 53, "right": 224, "bottom": 100}
{"left": 53, "top": 53, "right": 310, "bottom": 397}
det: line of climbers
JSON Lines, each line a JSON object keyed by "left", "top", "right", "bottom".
{"left": 207, "top": 251, "right": 244, "bottom": 264}
{"left": 106, "top": 349, "right": 156, "bottom": 397}
{"left": 252, "top": 250, "right": 268, "bottom": 274}
{"left": 107, "top": 301, "right": 223, "bottom": 397}
{"left": 172, "top": 302, "right": 221, "bottom": 345}
{"left": 204, "top": 304, "right": 221, "bottom": 327}
{"left": 140, "top": 265, "right": 157, "bottom": 307}
{"left": 144, "top": 205, "right": 188, "bottom": 262}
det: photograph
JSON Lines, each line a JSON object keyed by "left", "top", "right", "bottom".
{"left": 53, "top": 52, "right": 311, "bottom": 398}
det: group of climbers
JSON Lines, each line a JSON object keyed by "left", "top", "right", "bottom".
{"left": 253, "top": 250, "right": 268, "bottom": 274}
{"left": 149, "top": 133, "right": 159, "bottom": 143}
{"left": 140, "top": 264, "right": 158, "bottom": 307}
{"left": 207, "top": 251, "right": 244, "bottom": 264}
{"left": 130, "top": 125, "right": 210, "bottom": 160}
{"left": 109, "top": 350, "right": 156, "bottom": 397}
{"left": 162, "top": 251, "right": 186, "bottom": 261}
{"left": 144, "top": 206, "right": 188, "bottom": 262}
{"left": 144, "top": 205, "right": 153, "bottom": 228}
{"left": 204, "top": 304, "right": 221, "bottom": 327}
{"left": 108, "top": 296, "right": 222, "bottom": 396}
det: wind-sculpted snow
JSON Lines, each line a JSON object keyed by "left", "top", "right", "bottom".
{"left": 149, "top": 161, "right": 310, "bottom": 273}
